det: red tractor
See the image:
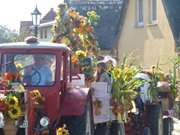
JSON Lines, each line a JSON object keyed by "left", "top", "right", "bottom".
{"left": 0, "top": 37, "right": 94, "bottom": 135}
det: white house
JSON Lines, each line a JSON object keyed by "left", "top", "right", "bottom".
{"left": 38, "top": 8, "right": 56, "bottom": 42}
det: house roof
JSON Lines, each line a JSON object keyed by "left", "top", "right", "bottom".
{"left": 163, "top": 0, "right": 180, "bottom": 50}
{"left": 39, "top": 21, "right": 55, "bottom": 28}
{"left": 41, "top": 8, "right": 56, "bottom": 23}
{"left": 65, "top": 0, "right": 126, "bottom": 50}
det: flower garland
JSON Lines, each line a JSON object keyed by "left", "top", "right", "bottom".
{"left": 0, "top": 72, "right": 25, "bottom": 120}
{"left": 0, "top": 93, "right": 8, "bottom": 112}
{"left": 0, "top": 89, "right": 24, "bottom": 120}
{"left": 52, "top": 4, "right": 100, "bottom": 83}
{"left": 52, "top": 4, "right": 100, "bottom": 55}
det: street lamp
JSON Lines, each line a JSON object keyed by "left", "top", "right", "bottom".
{"left": 31, "top": 5, "right": 41, "bottom": 37}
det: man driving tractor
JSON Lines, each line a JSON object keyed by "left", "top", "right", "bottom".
{"left": 23, "top": 54, "right": 53, "bottom": 86}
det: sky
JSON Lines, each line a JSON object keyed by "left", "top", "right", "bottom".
{"left": 0, "top": 0, "right": 63, "bottom": 31}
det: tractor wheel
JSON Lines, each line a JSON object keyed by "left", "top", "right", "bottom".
{"left": 62, "top": 98, "right": 94, "bottom": 135}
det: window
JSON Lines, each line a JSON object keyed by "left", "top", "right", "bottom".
{"left": 44, "top": 28, "right": 47, "bottom": 39}
{"left": 61, "top": 53, "right": 71, "bottom": 82}
{"left": 40, "top": 29, "right": 43, "bottom": 39}
{"left": 150, "top": 0, "right": 157, "bottom": 24}
{"left": 136, "top": 0, "right": 144, "bottom": 27}
{"left": 2, "top": 53, "right": 56, "bottom": 86}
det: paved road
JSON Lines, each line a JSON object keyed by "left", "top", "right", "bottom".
{"left": 172, "top": 118, "right": 180, "bottom": 135}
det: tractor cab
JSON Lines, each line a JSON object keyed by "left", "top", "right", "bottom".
{"left": 0, "top": 37, "right": 93, "bottom": 135}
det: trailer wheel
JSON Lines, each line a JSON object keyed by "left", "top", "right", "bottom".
{"left": 62, "top": 98, "right": 94, "bottom": 135}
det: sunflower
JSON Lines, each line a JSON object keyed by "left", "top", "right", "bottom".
{"left": 30, "top": 90, "right": 41, "bottom": 99}
{"left": 30, "top": 90, "right": 45, "bottom": 107}
{"left": 7, "top": 96, "right": 19, "bottom": 107}
{"left": 68, "top": 8, "right": 79, "bottom": 19}
{"left": 75, "top": 50, "right": 86, "bottom": 58}
{"left": 61, "top": 37, "right": 70, "bottom": 45}
{"left": 71, "top": 55, "right": 78, "bottom": 64}
{"left": 8, "top": 106, "right": 22, "bottom": 119}
{"left": 56, "top": 126, "right": 69, "bottom": 135}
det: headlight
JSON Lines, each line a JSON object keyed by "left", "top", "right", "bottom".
{"left": 40, "top": 116, "right": 49, "bottom": 127}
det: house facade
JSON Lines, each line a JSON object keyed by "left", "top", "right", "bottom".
{"left": 19, "top": 8, "right": 56, "bottom": 42}
{"left": 19, "top": 21, "right": 33, "bottom": 41}
{"left": 39, "top": 21, "right": 54, "bottom": 41}
{"left": 38, "top": 8, "right": 56, "bottom": 42}
{"left": 116, "top": 0, "right": 177, "bottom": 72}
{"left": 67, "top": 0, "right": 178, "bottom": 71}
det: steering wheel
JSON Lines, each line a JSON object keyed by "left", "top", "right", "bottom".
{"left": 19, "top": 66, "right": 42, "bottom": 85}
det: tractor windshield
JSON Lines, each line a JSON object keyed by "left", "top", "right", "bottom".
{"left": 1, "top": 53, "right": 56, "bottom": 86}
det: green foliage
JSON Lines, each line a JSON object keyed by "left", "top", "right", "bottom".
{"left": 111, "top": 57, "right": 145, "bottom": 122}
{"left": 169, "top": 56, "right": 180, "bottom": 98}
{"left": 112, "top": 57, "right": 144, "bottom": 105}
{"left": 87, "top": 11, "right": 100, "bottom": 26}
{"left": 148, "top": 65, "right": 163, "bottom": 101}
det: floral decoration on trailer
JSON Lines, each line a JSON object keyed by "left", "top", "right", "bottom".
{"left": 0, "top": 72, "right": 25, "bottom": 120}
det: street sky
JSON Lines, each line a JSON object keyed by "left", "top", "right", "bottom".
{"left": 0, "top": 0, "right": 63, "bottom": 31}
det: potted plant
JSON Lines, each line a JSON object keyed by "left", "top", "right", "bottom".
{"left": 111, "top": 58, "right": 144, "bottom": 122}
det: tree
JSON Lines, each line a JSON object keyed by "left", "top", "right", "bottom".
{"left": 0, "top": 25, "right": 18, "bottom": 43}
